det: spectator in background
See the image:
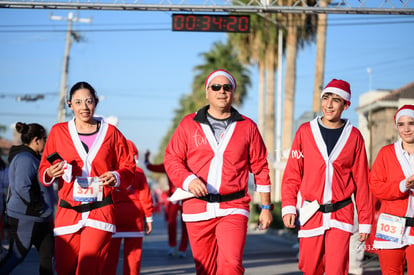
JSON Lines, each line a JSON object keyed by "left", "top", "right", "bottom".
{"left": 103, "top": 140, "right": 153, "bottom": 275}
{"left": 369, "top": 104, "right": 414, "bottom": 274}
{"left": 282, "top": 79, "right": 372, "bottom": 275}
{"left": 0, "top": 122, "right": 54, "bottom": 275}
{"left": 348, "top": 197, "right": 365, "bottom": 275}
{"left": 0, "top": 154, "right": 9, "bottom": 252}
{"left": 144, "top": 150, "right": 189, "bottom": 258}
{"left": 164, "top": 69, "right": 272, "bottom": 274}
{"left": 38, "top": 81, "right": 136, "bottom": 275}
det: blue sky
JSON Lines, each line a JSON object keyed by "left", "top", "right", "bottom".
{"left": 0, "top": 8, "right": 413, "bottom": 156}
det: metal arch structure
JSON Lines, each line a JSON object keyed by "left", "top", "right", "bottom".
{"left": 0, "top": 0, "right": 414, "bottom": 15}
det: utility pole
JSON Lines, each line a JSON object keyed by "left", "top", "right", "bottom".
{"left": 275, "top": 28, "right": 283, "bottom": 202}
{"left": 50, "top": 12, "right": 92, "bottom": 122}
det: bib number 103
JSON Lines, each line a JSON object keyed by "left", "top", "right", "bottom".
{"left": 375, "top": 213, "right": 406, "bottom": 243}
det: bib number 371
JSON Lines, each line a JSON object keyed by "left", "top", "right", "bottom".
{"left": 73, "top": 177, "right": 103, "bottom": 202}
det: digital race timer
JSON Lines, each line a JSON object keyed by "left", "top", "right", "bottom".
{"left": 172, "top": 14, "right": 250, "bottom": 33}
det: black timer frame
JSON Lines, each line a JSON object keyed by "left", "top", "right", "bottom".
{"left": 172, "top": 14, "right": 250, "bottom": 33}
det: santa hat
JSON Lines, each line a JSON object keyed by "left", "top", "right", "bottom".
{"left": 320, "top": 79, "right": 351, "bottom": 106}
{"left": 205, "top": 69, "right": 236, "bottom": 93}
{"left": 394, "top": 104, "right": 414, "bottom": 124}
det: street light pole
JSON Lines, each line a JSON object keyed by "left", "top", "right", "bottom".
{"left": 50, "top": 12, "right": 92, "bottom": 122}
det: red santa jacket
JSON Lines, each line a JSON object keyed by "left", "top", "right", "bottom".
{"left": 38, "top": 118, "right": 135, "bottom": 236}
{"left": 282, "top": 118, "right": 372, "bottom": 238}
{"left": 112, "top": 166, "right": 153, "bottom": 237}
{"left": 369, "top": 142, "right": 414, "bottom": 248}
{"left": 164, "top": 106, "right": 271, "bottom": 222}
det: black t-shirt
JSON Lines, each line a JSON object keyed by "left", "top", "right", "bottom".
{"left": 318, "top": 118, "right": 345, "bottom": 156}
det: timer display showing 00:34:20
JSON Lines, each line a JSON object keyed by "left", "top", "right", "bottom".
{"left": 172, "top": 14, "right": 250, "bottom": 33}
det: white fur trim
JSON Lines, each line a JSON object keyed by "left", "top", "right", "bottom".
{"left": 321, "top": 87, "right": 351, "bottom": 103}
{"left": 282, "top": 205, "right": 297, "bottom": 217}
{"left": 205, "top": 71, "right": 236, "bottom": 92}
{"left": 255, "top": 184, "right": 271, "bottom": 192}
{"left": 183, "top": 174, "right": 198, "bottom": 191}
{"left": 358, "top": 223, "right": 372, "bottom": 234}
{"left": 395, "top": 109, "right": 414, "bottom": 124}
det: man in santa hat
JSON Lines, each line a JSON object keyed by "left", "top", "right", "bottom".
{"left": 369, "top": 104, "right": 414, "bottom": 275}
{"left": 164, "top": 69, "right": 272, "bottom": 275}
{"left": 281, "top": 79, "right": 373, "bottom": 274}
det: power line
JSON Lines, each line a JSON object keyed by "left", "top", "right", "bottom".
{"left": 0, "top": 112, "right": 170, "bottom": 121}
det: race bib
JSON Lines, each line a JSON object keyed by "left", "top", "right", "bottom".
{"left": 376, "top": 213, "right": 406, "bottom": 243}
{"left": 73, "top": 177, "right": 103, "bottom": 202}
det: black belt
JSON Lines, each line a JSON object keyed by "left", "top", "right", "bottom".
{"left": 197, "top": 190, "right": 245, "bottom": 203}
{"left": 405, "top": 217, "right": 414, "bottom": 227}
{"left": 318, "top": 197, "right": 352, "bottom": 213}
{"left": 59, "top": 196, "right": 113, "bottom": 213}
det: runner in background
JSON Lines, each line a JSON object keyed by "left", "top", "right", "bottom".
{"left": 103, "top": 140, "right": 153, "bottom": 275}
{"left": 144, "top": 150, "right": 189, "bottom": 258}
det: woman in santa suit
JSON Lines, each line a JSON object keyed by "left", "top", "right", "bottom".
{"left": 370, "top": 104, "right": 414, "bottom": 275}
{"left": 38, "top": 81, "right": 135, "bottom": 275}
{"left": 103, "top": 140, "right": 153, "bottom": 275}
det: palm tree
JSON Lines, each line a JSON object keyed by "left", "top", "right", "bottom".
{"left": 228, "top": 14, "right": 268, "bottom": 136}
{"left": 312, "top": 0, "right": 330, "bottom": 113}
{"left": 154, "top": 40, "right": 251, "bottom": 163}
{"left": 229, "top": 3, "right": 317, "bottom": 201}
{"left": 229, "top": 12, "right": 282, "bottom": 201}
{"left": 282, "top": 1, "right": 318, "bottom": 154}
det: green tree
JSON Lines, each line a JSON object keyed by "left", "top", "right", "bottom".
{"left": 229, "top": 11, "right": 284, "bottom": 201}
{"left": 229, "top": 4, "right": 317, "bottom": 201}
{"left": 154, "top": 40, "right": 251, "bottom": 163}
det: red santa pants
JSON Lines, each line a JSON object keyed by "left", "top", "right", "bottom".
{"left": 103, "top": 237, "right": 143, "bottom": 275}
{"left": 299, "top": 228, "right": 351, "bottom": 275}
{"left": 55, "top": 227, "right": 112, "bottom": 275}
{"left": 167, "top": 201, "right": 189, "bottom": 252}
{"left": 186, "top": 214, "right": 248, "bottom": 275}
{"left": 378, "top": 245, "right": 414, "bottom": 275}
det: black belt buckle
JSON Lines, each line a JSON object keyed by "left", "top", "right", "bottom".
{"left": 207, "top": 193, "right": 221, "bottom": 202}
{"left": 324, "top": 204, "right": 334, "bottom": 213}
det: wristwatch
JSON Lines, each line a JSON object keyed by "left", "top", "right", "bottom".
{"left": 261, "top": 204, "right": 274, "bottom": 210}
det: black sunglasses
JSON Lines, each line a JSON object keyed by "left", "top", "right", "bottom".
{"left": 210, "top": 83, "right": 233, "bottom": 92}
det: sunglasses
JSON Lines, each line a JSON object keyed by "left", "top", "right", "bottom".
{"left": 210, "top": 84, "right": 233, "bottom": 92}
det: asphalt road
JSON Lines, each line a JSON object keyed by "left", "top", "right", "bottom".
{"left": 2, "top": 213, "right": 382, "bottom": 274}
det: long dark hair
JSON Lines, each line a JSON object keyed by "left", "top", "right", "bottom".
{"left": 15, "top": 122, "right": 46, "bottom": 145}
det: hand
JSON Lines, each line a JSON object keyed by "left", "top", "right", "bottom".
{"left": 258, "top": 209, "right": 273, "bottom": 230}
{"left": 188, "top": 178, "right": 208, "bottom": 197}
{"left": 145, "top": 151, "right": 150, "bottom": 163}
{"left": 98, "top": 172, "right": 117, "bottom": 187}
{"left": 46, "top": 161, "right": 65, "bottom": 178}
{"left": 406, "top": 175, "right": 414, "bottom": 189}
{"left": 283, "top": 214, "right": 297, "bottom": 228}
{"left": 359, "top": 232, "right": 369, "bottom": 242}
{"left": 145, "top": 222, "right": 153, "bottom": 235}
